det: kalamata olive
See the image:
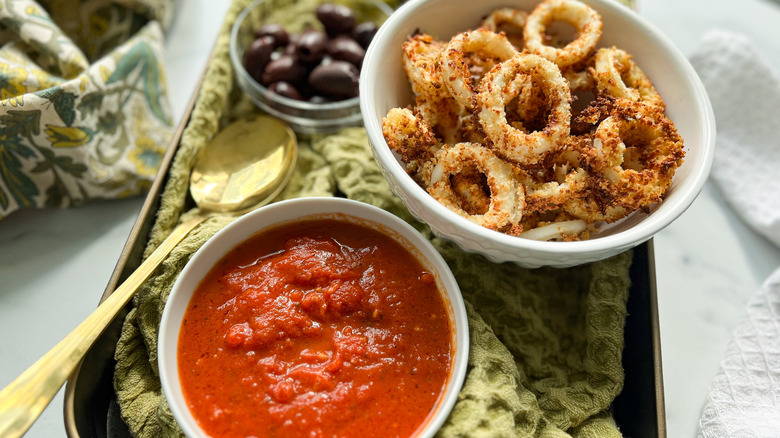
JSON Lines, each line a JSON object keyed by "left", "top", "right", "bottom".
{"left": 352, "top": 21, "right": 378, "bottom": 49}
{"left": 244, "top": 36, "right": 276, "bottom": 83}
{"left": 326, "top": 35, "right": 365, "bottom": 67}
{"left": 283, "top": 33, "right": 299, "bottom": 56}
{"left": 254, "top": 23, "right": 289, "bottom": 48}
{"left": 295, "top": 29, "right": 328, "bottom": 64}
{"left": 268, "top": 81, "right": 304, "bottom": 100}
{"left": 308, "top": 60, "right": 359, "bottom": 98}
{"left": 315, "top": 3, "right": 356, "bottom": 36}
{"left": 261, "top": 54, "right": 307, "bottom": 86}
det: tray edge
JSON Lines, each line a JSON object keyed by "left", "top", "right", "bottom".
{"left": 62, "top": 46, "right": 211, "bottom": 438}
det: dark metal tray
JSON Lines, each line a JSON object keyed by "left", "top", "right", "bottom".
{"left": 62, "top": 55, "right": 666, "bottom": 438}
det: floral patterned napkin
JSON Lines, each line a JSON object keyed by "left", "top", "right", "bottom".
{"left": 0, "top": 0, "right": 173, "bottom": 218}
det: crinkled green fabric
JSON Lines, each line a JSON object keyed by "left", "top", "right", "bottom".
{"left": 114, "top": 124, "right": 632, "bottom": 438}
{"left": 113, "top": 0, "right": 632, "bottom": 436}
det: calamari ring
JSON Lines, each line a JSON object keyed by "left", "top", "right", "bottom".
{"left": 563, "top": 67, "right": 595, "bottom": 92}
{"left": 593, "top": 47, "right": 665, "bottom": 109}
{"left": 563, "top": 192, "right": 631, "bottom": 223}
{"left": 415, "top": 94, "right": 471, "bottom": 145}
{"left": 402, "top": 33, "right": 472, "bottom": 144}
{"left": 450, "top": 165, "right": 492, "bottom": 214}
{"left": 402, "top": 34, "right": 447, "bottom": 99}
{"left": 509, "top": 67, "right": 589, "bottom": 131}
{"left": 523, "top": 166, "right": 589, "bottom": 214}
{"left": 570, "top": 95, "right": 615, "bottom": 134}
{"left": 502, "top": 74, "right": 547, "bottom": 133}
{"left": 382, "top": 107, "right": 438, "bottom": 162}
{"left": 382, "top": 107, "right": 440, "bottom": 185}
{"left": 524, "top": 0, "right": 603, "bottom": 68}
{"left": 476, "top": 53, "right": 572, "bottom": 166}
{"left": 440, "top": 29, "right": 518, "bottom": 109}
{"left": 520, "top": 218, "right": 588, "bottom": 241}
{"left": 569, "top": 99, "right": 684, "bottom": 218}
{"left": 480, "top": 8, "right": 528, "bottom": 49}
{"left": 453, "top": 110, "right": 487, "bottom": 144}
{"left": 428, "top": 142, "right": 525, "bottom": 234}
{"left": 518, "top": 135, "right": 629, "bottom": 223}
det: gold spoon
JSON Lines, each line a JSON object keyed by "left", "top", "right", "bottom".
{"left": 0, "top": 115, "right": 297, "bottom": 438}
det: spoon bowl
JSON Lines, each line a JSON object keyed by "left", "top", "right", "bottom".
{"left": 0, "top": 115, "right": 298, "bottom": 438}
{"left": 190, "top": 116, "right": 297, "bottom": 213}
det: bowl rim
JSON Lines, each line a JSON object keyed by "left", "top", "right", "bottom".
{"left": 359, "top": 0, "right": 716, "bottom": 257}
{"left": 158, "top": 197, "right": 470, "bottom": 438}
{"left": 229, "top": 0, "right": 395, "bottom": 112}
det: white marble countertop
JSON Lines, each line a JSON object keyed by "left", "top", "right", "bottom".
{"left": 2, "top": 0, "right": 780, "bottom": 436}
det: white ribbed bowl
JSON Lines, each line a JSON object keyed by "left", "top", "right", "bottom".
{"left": 360, "top": 0, "right": 715, "bottom": 268}
{"left": 159, "top": 198, "right": 469, "bottom": 437}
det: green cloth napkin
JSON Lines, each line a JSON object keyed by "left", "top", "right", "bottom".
{"left": 0, "top": 0, "right": 174, "bottom": 218}
{"left": 113, "top": 0, "right": 632, "bottom": 436}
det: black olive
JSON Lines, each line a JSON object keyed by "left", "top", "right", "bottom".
{"left": 261, "top": 54, "right": 308, "bottom": 86}
{"left": 254, "top": 23, "right": 290, "bottom": 48}
{"left": 308, "top": 60, "right": 359, "bottom": 98}
{"left": 268, "top": 81, "right": 304, "bottom": 100}
{"left": 243, "top": 36, "right": 276, "bottom": 83}
{"left": 326, "top": 35, "right": 365, "bottom": 67}
{"left": 295, "top": 29, "right": 328, "bottom": 64}
{"left": 315, "top": 3, "right": 356, "bottom": 36}
{"left": 352, "top": 21, "right": 378, "bottom": 49}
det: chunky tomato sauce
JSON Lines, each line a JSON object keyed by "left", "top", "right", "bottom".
{"left": 178, "top": 219, "right": 453, "bottom": 438}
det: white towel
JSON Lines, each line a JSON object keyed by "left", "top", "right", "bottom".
{"left": 693, "top": 30, "right": 780, "bottom": 437}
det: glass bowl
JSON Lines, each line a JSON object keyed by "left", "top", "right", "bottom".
{"left": 230, "top": 0, "right": 393, "bottom": 134}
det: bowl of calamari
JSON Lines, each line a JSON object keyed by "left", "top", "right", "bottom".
{"left": 360, "top": 0, "right": 715, "bottom": 268}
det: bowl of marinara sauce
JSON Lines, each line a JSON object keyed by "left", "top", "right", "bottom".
{"left": 158, "top": 197, "right": 469, "bottom": 438}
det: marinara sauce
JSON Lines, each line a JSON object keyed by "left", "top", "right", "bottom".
{"left": 178, "top": 219, "right": 453, "bottom": 438}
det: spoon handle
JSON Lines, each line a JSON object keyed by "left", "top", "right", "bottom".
{"left": 0, "top": 213, "right": 208, "bottom": 438}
